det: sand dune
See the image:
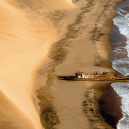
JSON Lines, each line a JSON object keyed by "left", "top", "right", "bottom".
{"left": 0, "top": 1, "right": 45, "bottom": 128}
{"left": 0, "top": 90, "right": 35, "bottom": 129}
{"left": 0, "top": 0, "right": 75, "bottom": 128}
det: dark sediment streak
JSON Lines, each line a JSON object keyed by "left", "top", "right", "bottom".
{"left": 37, "top": 93, "right": 59, "bottom": 129}
{"left": 99, "top": 83, "right": 123, "bottom": 129}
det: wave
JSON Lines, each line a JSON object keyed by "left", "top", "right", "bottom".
{"left": 109, "top": 0, "right": 129, "bottom": 75}
{"left": 112, "top": 83, "right": 129, "bottom": 129}
{"left": 110, "top": 0, "right": 129, "bottom": 129}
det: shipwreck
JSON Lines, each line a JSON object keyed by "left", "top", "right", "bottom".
{"left": 58, "top": 72, "right": 129, "bottom": 81}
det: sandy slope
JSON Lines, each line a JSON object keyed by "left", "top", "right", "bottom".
{"left": 0, "top": 1, "right": 45, "bottom": 129}
{"left": 0, "top": 90, "right": 35, "bottom": 129}
{"left": 0, "top": 0, "right": 76, "bottom": 128}
{"left": 6, "top": 0, "right": 75, "bottom": 9}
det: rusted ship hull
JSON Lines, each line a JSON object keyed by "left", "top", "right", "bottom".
{"left": 58, "top": 76, "right": 129, "bottom": 81}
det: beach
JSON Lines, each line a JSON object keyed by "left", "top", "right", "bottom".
{"left": 35, "top": 0, "right": 126, "bottom": 129}
{"left": 0, "top": 0, "right": 126, "bottom": 129}
{"left": 99, "top": 83, "right": 123, "bottom": 129}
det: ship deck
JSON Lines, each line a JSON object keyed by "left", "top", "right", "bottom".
{"left": 58, "top": 76, "right": 129, "bottom": 81}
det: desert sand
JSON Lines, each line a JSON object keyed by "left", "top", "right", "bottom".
{"left": 0, "top": 0, "right": 126, "bottom": 129}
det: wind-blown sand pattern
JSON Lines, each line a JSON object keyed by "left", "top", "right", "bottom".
{"left": 0, "top": 0, "right": 126, "bottom": 129}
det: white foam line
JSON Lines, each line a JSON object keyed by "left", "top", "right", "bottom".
{"left": 111, "top": 82, "right": 129, "bottom": 129}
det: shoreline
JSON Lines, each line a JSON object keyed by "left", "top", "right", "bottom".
{"left": 36, "top": 0, "right": 126, "bottom": 129}
{"left": 98, "top": 83, "right": 123, "bottom": 129}
{"left": 82, "top": 81, "right": 124, "bottom": 129}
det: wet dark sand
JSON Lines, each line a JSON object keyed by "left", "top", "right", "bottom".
{"left": 99, "top": 83, "right": 123, "bottom": 129}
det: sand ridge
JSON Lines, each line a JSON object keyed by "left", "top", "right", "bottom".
{"left": 0, "top": 0, "right": 76, "bottom": 129}
{"left": 0, "top": 1, "right": 45, "bottom": 129}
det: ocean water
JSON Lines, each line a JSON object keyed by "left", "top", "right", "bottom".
{"left": 109, "top": 0, "right": 129, "bottom": 75}
{"left": 110, "top": 0, "right": 129, "bottom": 128}
{"left": 111, "top": 83, "right": 129, "bottom": 129}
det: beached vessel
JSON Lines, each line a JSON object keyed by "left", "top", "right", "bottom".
{"left": 58, "top": 72, "right": 129, "bottom": 81}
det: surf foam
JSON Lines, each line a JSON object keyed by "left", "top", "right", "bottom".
{"left": 110, "top": 0, "right": 129, "bottom": 75}
{"left": 110, "top": 0, "right": 129, "bottom": 129}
